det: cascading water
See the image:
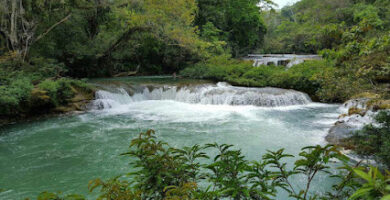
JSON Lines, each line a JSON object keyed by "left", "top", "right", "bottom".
{"left": 245, "top": 54, "right": 322, "bottom": 68}
{"left": 90, "top": 82, "right": 312, "bottom": 110}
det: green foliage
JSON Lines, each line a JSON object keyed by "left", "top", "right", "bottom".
{"left": 261, "top": 0, "right": 389, "bottom": 100}
{"left": 89, "top": 130, "right": 354, "bottom": 200}
{"left": 0, "top": 75, "right": 33, "bottom": 116}
{"left": 26, "top": 0, "right": 210, "bottom": 77}
{"left": 261, "top": 0, "right": 354, "bottom": 54}
{"left": 39, "top": 129, "right": 390, "bottom": 200}
{"left": 205, "top": 143, "right": 255, "bottom": 199}
{"left": 348, "top": 111, "right": 390, "bottom": 168}
{"left": 117, "top": 129, "right": 208, "bottom": 199}
{"left": 1, "top": 0, "right": 221, "bottom": 77}
{"left": 0, "top": 54, "right": 92, "bottom": 118}
{"left": 195, "top": 0, "right": 268, "bottom": 57}
{"left": 181, "top": 58, "right": 359, "bottom": 102}
{"left": 313, "top": 65, "right": 370, "bottom": 103}
{"left": 293, "top": 145, "right": 347, "bottom": 199}
{"left": 89, "top": 177, "right": 141, "bottom": 200}
{"left": 353, "top": 3, "right": 383, "bottom": 29}
{"left": 11, "top": 125, "right": 390, "bottom": 200}
{"left": 38, "top": 79, "right": 75, "bottom": 107}
{"left": 349, "top": 166, "right": 390, "bottom": 200}
{"left": 200, "top": 22, "right": 228, "bottom": 56}
{"left": 35, "top": 192, "right": 85, "bottom": 200}
{"left": 321, "top": 163, "right": 362, "bottom": 200}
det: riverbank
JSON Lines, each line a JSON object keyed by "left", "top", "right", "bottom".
{"left": 0, "top": 79, "right": 95, "bottom": 127}
{"left": 326, "top": 98, "right": 389, "bottom": 144}
{"left": 181, "top": 57, "right": 389, "bottom": 102}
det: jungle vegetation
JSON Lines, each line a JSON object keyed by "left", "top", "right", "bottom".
{"left": 182, "top": 0, "right": 390, "bottom": 103}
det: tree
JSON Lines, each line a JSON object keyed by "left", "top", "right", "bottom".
{"left": 195, "top": 0, "right": 268, "bottom": 57}
{"left": 0, "top": 0, "right": 74, "bottom": 60}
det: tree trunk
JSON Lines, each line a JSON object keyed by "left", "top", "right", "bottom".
{"left": 9, "top": 0, "right": 17, "bottom": 51}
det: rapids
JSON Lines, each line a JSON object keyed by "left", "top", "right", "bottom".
{"left": 0, "top": 77, "right": 342, "bottom": 199}
{"left": 91, "top": 82, "right": 312, "bottom": 109}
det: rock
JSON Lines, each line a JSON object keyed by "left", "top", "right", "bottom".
{"left": 340, "top": 98, "right": 370, "bottom": 113}
{"left": 348, "top": 107, "right": 366, "bottom": 116}
{"left": 53, "top": 86, "right": 95, "bottom": 113}
{"left": 325, "top": 123, "right": 357, "bottom": 145}
{"left": 326, "top": 97, "right": 379, "bottom": 146}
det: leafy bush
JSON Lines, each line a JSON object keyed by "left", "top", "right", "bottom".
{"left": 348, "top": 111, "right": 390, "bottom": 168}
{"left": 30, "top": 130, "right": 390, "bottom": 200}
{"left": 349, "top": 166, "right": 390, "bottom": 200}
{"left": 0, "top": 55, "right": 91, "bottom": 118}
{"left": 38, "top": 79, "right": 75, "bottom": 107}
{"left": 27, "top": 57, "right": 67, "bottom": 82}
{"left": 0, "top": 76, "right": 33, "bottom": 116}
{"left": 89, "top": 130, "right": 351, "bottom": 200}
{"left": 37, "top": 78, "right": 93, "bottom": 108}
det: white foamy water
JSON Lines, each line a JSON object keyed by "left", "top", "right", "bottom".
{"left": 91, "top": 82, "right": 312, "bottom": 110}
{"left": 245, "top": 54, "right": 321, "bottom": 68}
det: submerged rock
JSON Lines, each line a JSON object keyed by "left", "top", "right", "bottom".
{"left": 325, "top": 123, "right": 358, "bottom": 145}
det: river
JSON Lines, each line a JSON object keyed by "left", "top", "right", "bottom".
{"left": 0, "top": 76, "right": 343, "bottom": 199}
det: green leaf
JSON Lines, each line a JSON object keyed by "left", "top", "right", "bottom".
{"left": 353, "top": 169, "right": 372, "bottom": 182}
{"left": 349, "top": 187, "right": 372, "bottom": 200}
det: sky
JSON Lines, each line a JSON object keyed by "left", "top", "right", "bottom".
{"left": 272, "top": 0, "right": 300, "bottom": 8}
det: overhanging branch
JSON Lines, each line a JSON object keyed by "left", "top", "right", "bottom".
{"left": 34, "top": 13, "right": 72, "bottom": 43}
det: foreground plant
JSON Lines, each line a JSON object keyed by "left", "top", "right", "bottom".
{"left": 348, "top": 111, "right": 390, "bottom": 168}
{"left": 349, "top": 167, "right": 390, "bottom": 200}
{"left": 31, "top": 130, "right": 390, "bottom": 200}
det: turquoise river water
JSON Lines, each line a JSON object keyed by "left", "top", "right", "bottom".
{"left": 0, "top": 77, "right": 343, "bottom": 199}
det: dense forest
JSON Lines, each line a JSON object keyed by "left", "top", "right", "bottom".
{"left": 1, "top": 0, "right": 390, "bottom": 199}
{"left": 183, "top": 0, "right": 389, "bottom": 103}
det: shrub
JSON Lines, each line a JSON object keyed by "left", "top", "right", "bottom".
{"left": 27, "top": 57, "right": 67, "bottom": 82}
{"left": 38, "top": 79, "right": 72, "bottom": 107}
{"left": 0, "top": 56, "right": 87, "bottom": 118}
{"left": 0, "top": 76, "right": 33, "bottom": 116}
{"left": 349, "top": 111, "right": 390, "bottom": 168}
{"left": 38, "top": 78, "right": 92, "bottom": 107}
{"left": 27, "top": 130, "right": 390, "bottom": 200}
{"left": 89, "top": 130, "right": 349, "bottom": 200}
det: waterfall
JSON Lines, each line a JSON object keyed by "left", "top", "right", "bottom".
{"left": 90, "top": 82, "right": 312, "bottom": 110}
{"left": 246, "top": 54, "right": 321, "bottom": 68}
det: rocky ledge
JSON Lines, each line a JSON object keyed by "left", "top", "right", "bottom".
{"left": 325, "top": 98, "right": 389, "bottom": 145}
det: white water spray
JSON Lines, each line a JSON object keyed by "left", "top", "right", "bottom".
{"left": 90, "top": 82, "right": 312, "bottom": 110}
